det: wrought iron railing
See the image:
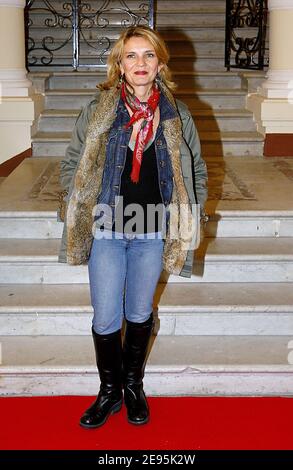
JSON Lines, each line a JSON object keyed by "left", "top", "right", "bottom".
{"left": 25, "top": 0, "right": 154, "bottom": 70}
{"left": 225, "top": 0, "right": 268, "bottom": 70}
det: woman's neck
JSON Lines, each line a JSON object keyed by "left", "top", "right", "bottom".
{"left": 132, "top": 85, "right": 153, "bottom": 102}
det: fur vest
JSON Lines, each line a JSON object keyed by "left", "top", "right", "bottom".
{"left": 65, "top": 84, "right": 197, "bottom": 275}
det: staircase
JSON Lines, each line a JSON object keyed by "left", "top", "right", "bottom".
{"left": 29, "top": 0, "right": 266, "bottom": 157}
{"left": 33, "top": 70, "right": 264, "bottom": 158}
{"left": 1, "top": 0, "right": 293, "bottom": 397}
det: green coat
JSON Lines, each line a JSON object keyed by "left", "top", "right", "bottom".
{"left": 58, "top": 87, "right": 208, "bottom": 278}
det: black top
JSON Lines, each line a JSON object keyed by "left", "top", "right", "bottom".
{"left": 112, "top": 141, "right": 164, "bottom": 234}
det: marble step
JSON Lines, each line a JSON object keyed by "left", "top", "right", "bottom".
{"left": 38, "top": 108, "right": 256, "bottom": 133}
{"left": 1, "top": 283, "right": 293, "bottom": 336}
{"left": 30, "top": 70, "right": 266, "bottom": 94}
{"left": 174, "top": 72, "right": 245, "bottom": 90}
{"left": 158, "top": 25, "right": 265, "bottom": 42}
{"left": 170, "top": 40, "right": 271, "bottom": 57}
{"left": 157, "top": 0, "right": 226, "bottom": 8}
{"left": 199, "top": 131, "right": 264, "bottom": 157}
{"left": 44, "top": 71, "right": 247, "bottom": 91}
{"left": 205, "top": 211, "right": 293, "bottom": 238}
{"left": 44, "top": 88, "right": 247, "bottom": 110}
{"left": 1, "top": 237, "right": 293, "bottom": 284}
{"left": 195, "top": 110, "right": 257, "bottom": 132}
{"left": 0, "top": 211, "right": 62, "bottom": 239}
{"left": 32, "top": 130, "right": 263, "bottom": 157}
{"left": 1, "top": 335, "right": 292, "bottom": 396}
{"left": 1, "top": 210, "right": 293, "bottom": 240}
{"left": 3, "top": 156, "right": 293, "bottom": 238}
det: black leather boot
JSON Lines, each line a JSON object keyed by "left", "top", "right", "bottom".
{"left": 80, "top": 328, "right": 123, "bottom": 429}
{"left": 123, "top": 313, "right": 154, "bottom": 425}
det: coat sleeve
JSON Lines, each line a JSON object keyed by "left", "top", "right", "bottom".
{"left": 59, "top": 100, "right": 96, "bottom": 192}
{"left": 181, "top": 109, "right": 208, "bottom": 216}
{"left": 57, "top": 95, "right": 98, "bottom": 222}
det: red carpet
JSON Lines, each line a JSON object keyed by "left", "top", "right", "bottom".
{"left": 1, "top": 396, "right": 293, "bottom": 450}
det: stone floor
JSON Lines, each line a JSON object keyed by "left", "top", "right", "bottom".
{"left": 0, "top": 155, "right": 292, "bottom": 213}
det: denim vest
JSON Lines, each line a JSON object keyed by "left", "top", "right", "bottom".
{"left": 94, "top": 92, "right": 178, "bottom": 231}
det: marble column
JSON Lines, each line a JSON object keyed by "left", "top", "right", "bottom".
{"left": 0, "top": 0, "right": 34, "bottom": 165}
{"left": 247, "top": 0, "right": 293, "bottom": 156}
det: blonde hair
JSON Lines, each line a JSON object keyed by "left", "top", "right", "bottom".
{"left": 98, "top": 25, "right": 176, "bottom": 92}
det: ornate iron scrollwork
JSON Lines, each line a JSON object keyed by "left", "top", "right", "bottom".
{"left": 25, "top": 0, "right": 74, "bottom": 67}
{"left": 25, "top": 0, "right": 154, "bottom": 70}
{"left": 225, "top": 0, "right": 268, "bottom": 70}
{"left": 77, "top": 1, "right": 151, "bottom": 66}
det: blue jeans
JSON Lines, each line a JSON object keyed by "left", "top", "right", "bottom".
{"left": 88, "top": 231, "right": 164, "bottom": 334}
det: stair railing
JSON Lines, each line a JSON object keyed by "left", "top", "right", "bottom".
{"left": 225, "top": 0, "right": 268, "bottom": 70}
{"left": 25, "top": 0, "right": 154, "bottom": 70}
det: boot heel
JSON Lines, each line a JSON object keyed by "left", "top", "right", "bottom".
{"left": 111, "top": 399, "right": 123, "bottom": 414}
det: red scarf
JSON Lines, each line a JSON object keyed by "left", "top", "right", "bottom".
{"left": 121, "top": 81, "right": 160, "bottom": 183}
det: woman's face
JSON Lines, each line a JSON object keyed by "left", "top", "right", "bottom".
{"left": 120, "top": 36, "right": 163, "bottom": 92}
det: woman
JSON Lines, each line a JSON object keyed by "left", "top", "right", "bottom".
{"left": 58, "top": 25, "right": 208, "bottom": 428}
